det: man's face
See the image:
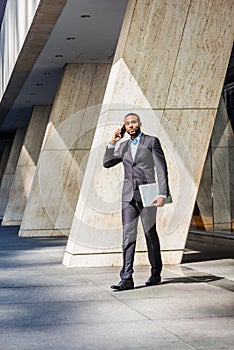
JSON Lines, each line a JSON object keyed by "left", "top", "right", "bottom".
{"left": 124, "top": 115, "right": 141, "bottom": 136}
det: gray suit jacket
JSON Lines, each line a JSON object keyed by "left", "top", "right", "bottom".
{"left": 103, "top": 133, "right": 169, "bottom": 202}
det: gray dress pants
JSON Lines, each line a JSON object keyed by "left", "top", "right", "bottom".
{"left": 120, "top": 198, "right": 162, "bottom": 280}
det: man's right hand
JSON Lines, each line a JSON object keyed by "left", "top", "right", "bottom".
{"left": 110, "top": 128, "right": 122, "bottom": 145}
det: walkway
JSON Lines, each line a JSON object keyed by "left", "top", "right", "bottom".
{"left": 0, "top": 224, "right": 233, "bottom": 350}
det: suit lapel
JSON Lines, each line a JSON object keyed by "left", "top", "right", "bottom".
{"left": 125, "top": 141, "right": 133, "bottom": 162}
{"left": 121, "top": 140, "right": 133, "bottom": 162}
{"left": 122, "top": 133, "right": 146, "bottom": 164}
{"left": 134, "top": 133, "right": 146, "bottom": 164}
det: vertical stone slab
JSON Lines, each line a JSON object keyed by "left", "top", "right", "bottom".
{"left": 0, "top": 128, "right": 25, "bottom": 218}
{"left": 19, "top": 63, "right": 111, "bottom": 237}
{"left": 197, "top": 98, "right": 234, "bottom": 233}
{"left": 0, "top": 141, "right": 12, "bottom": 183}
{"left": 2, "top": 106, "right": 51, "bottom": 226}
{"left": 63, "top": 0, "right": 234, "bottom": 267}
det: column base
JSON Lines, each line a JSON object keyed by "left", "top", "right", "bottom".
{"left": 19, "top": 229, "right": 68, "bottom": 237}
{"left": 2, "top": 220, "right": 21, "bottom": 226}
{"left": 63, "top": 250, "right": 184, "bottom": 267}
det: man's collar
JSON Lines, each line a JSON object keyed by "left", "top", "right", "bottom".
{"left": 129, "top": 132, "right": 142, "bottom": 144}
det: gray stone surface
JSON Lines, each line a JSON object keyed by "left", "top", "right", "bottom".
{"left": 0, "top": 225, "right": 233, "bottom": 349}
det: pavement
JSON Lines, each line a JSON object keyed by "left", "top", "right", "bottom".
{"left": 0, "top": 224, "right": 233, "bottom": 350}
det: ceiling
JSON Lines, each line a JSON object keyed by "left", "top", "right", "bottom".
{"left": 0, "top": 0, "right": 128, "bottom": 131}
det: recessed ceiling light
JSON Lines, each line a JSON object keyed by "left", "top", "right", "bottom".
{"left": 66, "top": 37, "right": 75, "bottom": 40}
{"left": 55, "top": 54, "right": 63, "bottom": 58}
{"left": 81, "top": 14, "right": 91, "bottom": 18}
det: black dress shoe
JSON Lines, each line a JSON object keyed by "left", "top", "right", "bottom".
{"left": 111, "top": 279, "right": 134, "bottom": 291}
{"left": 145, "top": 275, "right": 161, "bottom": 286}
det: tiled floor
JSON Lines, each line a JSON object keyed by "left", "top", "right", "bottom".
{"left": 0, "top": 225, "right": 233, "bottom": 349}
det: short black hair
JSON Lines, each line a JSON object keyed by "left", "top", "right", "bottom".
{"left": 124, "top": 112, "right": 141, "bottom": 122}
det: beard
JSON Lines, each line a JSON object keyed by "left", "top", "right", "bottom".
{"left": 127, "top": 126, "right": 141, "bottom": 136}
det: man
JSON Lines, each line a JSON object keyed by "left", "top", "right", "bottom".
{"left": 103, "top": 113, "right": 169, "bottom": 291}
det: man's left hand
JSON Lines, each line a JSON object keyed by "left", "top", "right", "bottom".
{"left": 152, "top": 197, "right": 165, "bottom": 207}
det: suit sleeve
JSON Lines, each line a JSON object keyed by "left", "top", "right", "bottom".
{"left": 152, "top": 138, "right": 169, "bottom": 196}
{"left": 103, "top": 145, "right": 123, "bottom": 168}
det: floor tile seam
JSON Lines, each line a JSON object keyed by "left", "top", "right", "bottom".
{"left": 148, "top": 319, "right": 198, "bottom": 350}
{"left": 85, "top": 277, "right": 153, "bottom": 321}
{"left": 154, "top": 324, "right": 234, "bottom": 350}
{"left": 153, "top": 324, "right": 200, "bottom": 350}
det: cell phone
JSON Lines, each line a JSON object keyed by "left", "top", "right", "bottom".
{"left": 120, "top": 124, "right": 126, "bottom": 138}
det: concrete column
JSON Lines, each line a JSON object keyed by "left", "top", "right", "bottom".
{"left": 2, "top": 106, "right": 51, "bottom": 226}
{"left": 0, "top": 140, "right": 12, "bottom": 184}
{"left": 0, "top": 128, "right": 25, "bottom": 218}
{"left": 19, "top": 63, "right": 111, "bottom": 237}
{"left": 212, "top": 99, "right": 234, "bottom": 232}
{"left": 195, "top": 150, "right": 213, "bottom": 231}
{"left": 197, "top": 98, "right": 234, "bottom": 233}
{"left": 199, "top": 98, "right": 234, "bottom": 233}
{"left": 63, "top": 0, "right": 234, "bottom": 267}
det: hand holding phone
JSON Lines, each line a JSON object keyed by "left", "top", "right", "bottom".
{"left": 120, "top": 124, "right": 126, "bottom": 138}
{"left": 110, "top": 125, "right": 126, "bottom": 145}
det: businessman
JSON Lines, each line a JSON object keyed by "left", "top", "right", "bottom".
{"left": 103, "top": 113, "right": 169, "bottom": 290}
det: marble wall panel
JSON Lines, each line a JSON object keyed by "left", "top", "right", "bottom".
{"left": 212, "top": 146, "right": 232, "bottom": 227}
{"left": 0, "top": 174, "right": 14, "bottom": 218}
{"left": 0, "top": 128, "right": 25, "bottom": 217}
{"left": 3, "top": 129, "right": 25, "bottom": 174}
{"left": 0, "top": 141, "right": 12, "bottom": 183}
{"left": 196, "top": 152, "right": 213, "bottom": 230}
{"left": 20, "top": 63, "right": 111, "bottom": 237}
{"left": 19, "top": 178, "right": 54, "bottom": 235}
{"left": 54, "top": 149, "right": 89, "bottom": 232}
{"left": 17, "top": 106, "right": 51, "bottom": 166}
{"left": 157, "top": 109, "right": 216, "bottom": 249}
{"left": 229, "top": 146, "right": 234, "bottom": 232}
{"left": 211, "top": 98, "right": 234, "bottom": 149}
{"left": 20, "top": 150, "right": 74, "bottom": 236}
{"left": 2, "top": 106, "right": 50, "bottom": 225}
{"left": 166, "top": 0, "right": 234, "bottom": 108}
{"left": 115, "top": 0, "right": 191, "bottom": 108}
{"left": 2, "top": 165, "right": 36, "bottom": 225}
{"left": 196, "top": 98, "right": 234, "bottom": 233}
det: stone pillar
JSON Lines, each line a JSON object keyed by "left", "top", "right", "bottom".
{"left": 212, "top": 98, "right": 234, "bottom": 232}
{"left": 0, "top": 128, "right": 25, "bottom": 218}
{"left": 0, "top": 140, "right": 12, "bottom": 184}
{"left": 19, "top": 63, "right": 111, "bottom": 237}
{"left": 63, "top": 0, "right": 234, "bottom": 267}
{"left": 2, "top": 106, "right": 51, "bottom": 226}
{"left": 197, "top": 97, "right": 234, "bottom": 233}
